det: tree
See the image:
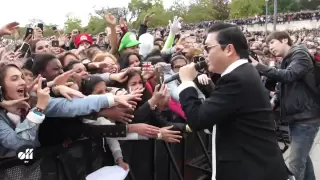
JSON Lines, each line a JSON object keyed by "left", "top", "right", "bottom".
{"left": 43, "top": 24, "right": 57, "bottom": 37}
{"left": 83, "top": 15, "right": 106, "bottom": 35}
{"left": 131, "top": 2, "right": 170, "bottom": 28}
{"left": 184, "top": 0, "right": 215, "bottom": 23}
{"left": 64, "top": 13, "right": 83, "bottom": 33}
{"left": 128, "top": 0, "right": 153, "bottom": 20}
{"left": 94, "top": 7, "right": 129, "bottom": 20}
{"left": 299, "top": 0, "right": 320, "bottom": 10}
{"left": 229, "top": 0, "right": 265, "bottom": 18}
{"left": 267, "top": 0, "right": 300, "bottom": 13}
{"left": 26, "top": 18, "right": 44, "bottom": 27}
{"left": 168, "top": 0, "right": 188, "bottom": 18}
{"left": 212, "top": 0, "right": 230, "bottom": 20}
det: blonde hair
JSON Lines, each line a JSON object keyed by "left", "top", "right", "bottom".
{"left": 92, "top": 52, "right": 117, "bottom": 63}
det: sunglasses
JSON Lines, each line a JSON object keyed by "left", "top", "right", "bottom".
{"left": 204, "top": 44, "right": 219, "bottom": 53}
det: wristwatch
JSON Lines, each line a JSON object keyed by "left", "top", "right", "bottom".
{"left": 34, "top": 107, "right": 44, "bottom": 114}
{"left": 33, "top": 107, "right": 44, "bottom": 115}
{"left": 150, "top": 104, "right": 157, "bottom": 110}
{"left": 157, "top": 132, "right": 163, "bottom": 140}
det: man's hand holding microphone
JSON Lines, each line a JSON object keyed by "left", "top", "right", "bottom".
{"left": 179, "top": 62, "right": 198, "bottom": 82}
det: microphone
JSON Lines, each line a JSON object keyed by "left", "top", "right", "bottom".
{"left": 164, "top": 60, "right": 207, "bottom": 84}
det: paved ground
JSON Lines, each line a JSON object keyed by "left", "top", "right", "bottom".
{"left": 282, "top": 131, "right": 320, "bottom": 179}
{"left": 211, "top": 130, "right": 320, "bottom": 180}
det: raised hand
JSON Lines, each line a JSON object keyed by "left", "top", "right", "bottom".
{"left": 110, "top": 71, "right": 129, "bottom": 83}
{"left": 26, "top": 75, "right": 41, "bottom": 94}
{"left": 53, "top": 85, "right": 85, "bottom": 101}
{"left": 152, "top": 84, "right": 168, "bottom": 103}
{"left": 53, "top": 70, "right": 75, "bottom": 86}
{"left": 197, "top": 74, "right": 210, "bottom": 85}
{"left": 0, "top": 22, "right": 19, "bottom": 36}
{"left": 170, "top": 16, "right": 182, "bottom": 34}
{"left": 58, "top": 34, "right": 69, "bottom": 46}
{"left": 36, "top": 77, "right": 50, "bottom": 111}
{"left": 144, "top": 12, "right": 155, "bottom": 25}
{"left": 119, "top": 17, "right": 127, "bottom": 27}
{"left": 114, "top": 93, "right": 143, "bottom": 109}
{"left": 1, "top": 51, "right": 15, "bottom": 61}
{"left": 0, "top": 96, "right": 31, "bottom": 115}
{"left": 88, "top": 61, "right": 110, "bottom": 69}
{"left": 105, "top": 13, "right": 117, "bottom": 26}
{"left": 33, "top": 27, "right": 44, "bottom": 40}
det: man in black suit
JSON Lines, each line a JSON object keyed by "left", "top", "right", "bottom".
{"left": 178, "top": 23, "right": 288, "bottom": 180}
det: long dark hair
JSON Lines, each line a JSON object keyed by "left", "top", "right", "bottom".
{"left": 122, "top": 70, "right": 151, "bottom": 107}
{"left": 119, "top": 52, "right": 142, "bottom": 70}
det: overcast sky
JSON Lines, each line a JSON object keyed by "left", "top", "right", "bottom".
{"left": 0, "top": 0, "right": 189, "bottom": 27}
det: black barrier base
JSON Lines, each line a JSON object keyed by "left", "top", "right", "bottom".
{"left": 187, "top": 153, "right": 212, "bottom": 175}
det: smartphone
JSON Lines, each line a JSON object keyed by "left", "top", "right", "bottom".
{"left": 24, "top": 28, "right": 33, "bottom": 39}
{"left": 248, "top": 50, "right": 259, "bottom": 63}
{"left": 142, "top": 61, "right": 152, "bottom": 71}
{"left": 155, "top": 67, "right": 164, "bottom": 90}
{"left": 0, "top": 86, "right": 3, "bottom": 102}
{"left": 52, "top": 40, "right": 59, "bottom": 47}
{"left": 41, "top": 78, "right": 47, "bottom": 89}
{"left": 18, "top": 42, "right": 30, "bottom": 56}
{"left": 37, "top": 23, "right": 44, "bottom": 31}
{"left": 193, "top": 56, "right": 205, "bottom": 64}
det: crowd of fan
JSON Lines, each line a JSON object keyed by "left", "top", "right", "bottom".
{"left": 0, "top": 10, "right": 319, "bottom": 179}
{"left": 182, "top": 9, "right": 320, "bottom": 30}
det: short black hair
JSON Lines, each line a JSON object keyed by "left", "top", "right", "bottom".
{"left": 266, "top": 31, "right": 292, "bottom": 46}
{"left": 64, "top": 60, "right": 81, "bottom": 72}
{"left": 208, "top": 23, "right": 249, "bottom": 59}
{"left": 81, "top": 76, "right": 104, "bottom": 96}
{"left": 22, "top": 57, "right": 34, "bottom": 71}
{"left": 32, "top": 53, "right": 57, "bottom": 76}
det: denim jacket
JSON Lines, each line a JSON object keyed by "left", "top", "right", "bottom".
{"left": 0, "top": 94, "right": 115, "bottom": 157}
{"left": 162, "top": 64, "right": 181, "bottom": 102}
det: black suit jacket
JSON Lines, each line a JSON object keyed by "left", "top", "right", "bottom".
{"left": 179, "top": 63, "right": 288, "bottom": 180}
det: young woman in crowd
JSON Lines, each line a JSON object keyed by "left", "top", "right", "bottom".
{"left": 0, "top": 63, "right": 142, "bottom": 157}
{"left": 119, "top": 70, "right": 185, "bottom": 180}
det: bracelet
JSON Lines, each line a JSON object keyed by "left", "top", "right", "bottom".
{"left": 157, "top": 132, "right": 162, "bottom": 140}
{"left": 35, "top": 107, "right": 44, "bottom": 114}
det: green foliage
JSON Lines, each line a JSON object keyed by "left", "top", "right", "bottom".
{"left": 229, "top": 0, "right": 265, "bottom": 18}
{"left": 168, "top": 0, "right": 188, "bottom": 18}
{"left": 131, "top": 3, "right": 172, "bottom": 28}
{"left": 212, "top": 0, "right": 230, "bottom": 20}
{"left": 128, "top": 0, "right": 153, "bottom": 20}
{"left": 83, "top": 15, "right": 107, "bottom": 35}
{"left": 299, "top": 0, "right": 320, "bottom": 10}
{"left": 64, "top": 14, "right": 83, "bottom": 33}
{"left": 130, "top": 0, "right": 221, "bottom": 28}
{"left": 267, "top": 0, "right": 300, "bottom": 13}
{"left": 94, "top": 7, "right": 129, "bottom": 20}
{"left": 14, "top": 0, "right": 320, "bottom": 37}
